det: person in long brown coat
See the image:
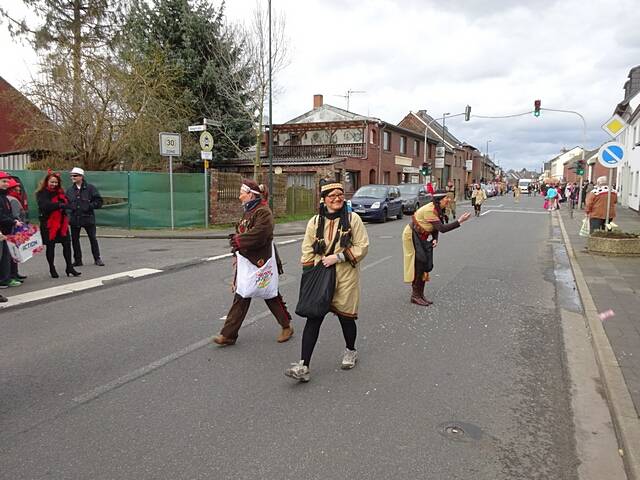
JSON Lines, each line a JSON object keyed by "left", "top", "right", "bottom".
{"left": 212, "top": 179, "right": 293, "bottom": 346}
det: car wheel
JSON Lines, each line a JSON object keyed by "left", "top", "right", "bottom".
{"left": 380, "top": 209, "right": 387, "bottom": 223}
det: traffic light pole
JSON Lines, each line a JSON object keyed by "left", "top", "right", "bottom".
{"left": 540, "top": 107, "right": 587, "bottom": 210}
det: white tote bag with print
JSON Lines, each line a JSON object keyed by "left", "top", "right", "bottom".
{"left": 234, "top": 245, "right": 279, "bottom": 299}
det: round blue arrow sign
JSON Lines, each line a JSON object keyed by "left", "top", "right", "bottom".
{"left": 598, "top": 142, "right": 624, "bottom": 169}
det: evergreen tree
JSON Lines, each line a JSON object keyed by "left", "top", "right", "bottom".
{"left": 122, "top": 0, "right": 255, "bottom": 163}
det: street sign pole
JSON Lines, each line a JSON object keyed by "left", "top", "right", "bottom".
{"left": 606, "top": 168, "right": 614, "bottom": 227}
{"left": 204, "top": 163, "right": 208, "bottom": 229}
{"left": 159, "top": 133, "right": 181, "bottom": 231}
{"left": 169, "top": 156, "right": 175, "bottom": 230}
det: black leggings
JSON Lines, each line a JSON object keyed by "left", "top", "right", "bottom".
{"left": 301, "top": 315, "right": 356, "bottom": 367}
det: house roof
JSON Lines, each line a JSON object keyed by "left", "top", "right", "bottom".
{"left": 286, "top": 103, "right": 376, "bottom": 124}
{"left": 411, "top": 110, "right": 464, "bottom": 152}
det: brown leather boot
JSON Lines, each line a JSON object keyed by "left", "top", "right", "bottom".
{"left": 411, "top": 280, "right": 432, "bottom": 306}
{"left": 212, "top": 334, "right": 236, "bottom": 346}
{"left": 277, "top": 326, "right": 294, "bottom": 343}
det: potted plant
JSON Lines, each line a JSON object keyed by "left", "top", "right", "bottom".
{"left": 587, "top": 229, "right": 640, "bottom": 256}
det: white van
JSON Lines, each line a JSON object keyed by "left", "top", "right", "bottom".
{"left": 518, "top": 179, "right": 532, "bottom": 193}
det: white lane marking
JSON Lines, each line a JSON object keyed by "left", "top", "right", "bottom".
{"left": 480, "top": 209, "right": 549, "bottom": 216}
{"left": 202, "top": 238, "right": 301, "bottom": 262}
{"left": 0, "top": 269, "right": 162, "bottom": 309}
{"left": 73, "top": 336, "right": 212, "bottom": 405}
{"left": 362, "top": 256, "right": 392, "bottom": 271}
{"left": 73, "top": 307, "right": 277, "bottom": 405}
{"left": 277, "top": 237, "right": 303, "bottom": 245}
{"left": 73, "top": 253, "right": 393, "bottom": 405}
{"left": 204, "top": 253, "right": 233, "bottom": 262}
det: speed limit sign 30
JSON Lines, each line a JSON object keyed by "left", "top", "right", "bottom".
{"left": 159, "top": 132, "right": 182, "bottom": 157}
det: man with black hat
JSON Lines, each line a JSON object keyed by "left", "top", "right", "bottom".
{"left": 402, "top": 186, "right": 471, "bottom": 306}
{"left": 66, "top": 167, "right": 105, "bottom": 266}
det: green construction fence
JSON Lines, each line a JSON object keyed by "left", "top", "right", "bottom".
{"left": 7, "top": 170, "right": 208, "bottom": 229}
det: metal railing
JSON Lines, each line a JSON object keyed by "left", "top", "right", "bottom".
{"left": 272, "top": 143, "right": 365, "bottom": 158}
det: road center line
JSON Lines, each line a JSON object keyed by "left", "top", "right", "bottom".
{"left": 72, "top": 336, "right": 212, "bottom": 405}
{"left": 72, "top": 254, "right": 392, "bottom": 405}
{"left": 362, "top": 255, "right": 393, "bottom": 271}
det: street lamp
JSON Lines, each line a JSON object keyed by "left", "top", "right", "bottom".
{"left": 441, "top": 113, "right": 450, "bottom": 187}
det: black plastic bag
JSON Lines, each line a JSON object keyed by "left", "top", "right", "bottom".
{"left": 295, "top": 263, "right": 336, "bottom": 318}
{"left": 412, "top": 227, "right": 434, "bottom": 273}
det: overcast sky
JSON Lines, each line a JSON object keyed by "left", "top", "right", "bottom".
{"left": 2, "top": 0, "right": 639, "bottom": 171}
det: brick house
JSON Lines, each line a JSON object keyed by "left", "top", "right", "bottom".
{"left": 216, "top": 95, "right": 432, "bottom": 196}
{"left": 397, "top": 110, "right": 494, "bottom": 199}
{"left": 0, "top": 76, "right": 47, "bottom": 169}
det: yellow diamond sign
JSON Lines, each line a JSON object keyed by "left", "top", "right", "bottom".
{"left": 602, "top": 114, "right": 628, "bottom": 138}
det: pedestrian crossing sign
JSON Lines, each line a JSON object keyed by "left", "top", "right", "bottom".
{"left": 601, "top": 114, "right": 628, "bottom": 138}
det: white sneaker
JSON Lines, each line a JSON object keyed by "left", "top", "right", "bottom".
{"left": 284, "top": 360, "right": 310, "bottom": 382}
{"left": 341, "top": 349, "right": 358, "bottom": 370}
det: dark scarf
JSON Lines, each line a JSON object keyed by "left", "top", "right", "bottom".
{"left": 46, "top": 187, "right": 69, "bottom": 241}
{"left": 243, "top": 197, "right": 262, "bottom": 212}
{"left": 312, "top": 202, "right": 352, "bottom": 255}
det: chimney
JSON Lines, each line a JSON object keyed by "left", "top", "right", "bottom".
{"left": 313, "top": 94, "right": 323, "bottom": 109}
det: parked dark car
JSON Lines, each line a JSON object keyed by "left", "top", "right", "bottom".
{"left": 350, "top": 185, "right": 403, "bottom": 222}
{"left": 396, "top": 183, "right": 432, "bottom": 214}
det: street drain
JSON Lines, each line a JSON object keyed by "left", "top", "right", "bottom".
{"left": 148, "top": 248, "right": 170, "bottom": 252}
{"left": 437, "top": 421, "right": 483, "bottom": 442}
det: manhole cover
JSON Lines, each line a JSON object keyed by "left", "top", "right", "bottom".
{"left": 437, "top": 421, "right": 483, "bottom": 442}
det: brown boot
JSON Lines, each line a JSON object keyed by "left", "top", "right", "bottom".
{"left": 277, "top": 326, "right": 294, "bottom": 343}
{"left": 212, "top": 334, "right": 236, "bottom": 346}
{"left": 411, "top": 280, "right": 432, "bottom": 306}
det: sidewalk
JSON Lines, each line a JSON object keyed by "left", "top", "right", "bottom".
{"left": 94, "top": 219, "right": 309, "bottom": 239}
{"left": 557, "top": 204, "right": 640, "bottom": 478}
{"left": 559, "top": 204, "right": 640, "bottom": 414}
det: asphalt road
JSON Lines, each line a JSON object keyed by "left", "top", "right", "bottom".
{"left": 1, "top": 195, "right": 582, "bottom": 479}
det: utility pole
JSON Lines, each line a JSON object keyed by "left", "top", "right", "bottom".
{"left": 268, "top": 0, "right": 273, "bottom": 210}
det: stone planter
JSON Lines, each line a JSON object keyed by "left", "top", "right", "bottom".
{"left": 587, "top": 235, "right": 640, "bottom": 256}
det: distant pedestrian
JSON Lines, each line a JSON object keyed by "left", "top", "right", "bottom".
{"left": 514, "top": 184, "right": 521, "bottom": 203}
{"left": 285, "top": 180, "right": 369, "bottom": 383}
{"left": 66, "top": 167, "right": 105, "bottom": 267}
{"left": 213, "top": 179, "right": 294, "bottom": 346}
{"left": 580, "top": 181, "right": 592, "bottom": 209}
{"left": 402, "top": 188, "right": 471, "bottom": 306}
{"left": 6, "top": 178, "right": 27, "bottom": 282}
{"left": 0, "top": 171, "right": 24, "bottom": 291}
{"left": 471, "top": 184, "right": 487, "bottom": 216}
{"left": 585, "top": 176, "right": 617, "bottom": 233}
{"left": 445, "top": 180, "right": 456, "bottom": 223}
{"left": 36, "top": 171, "right": 81, "bottom": 278}
{"left": 545, "top": 185, "right": 558, "bottom": 211}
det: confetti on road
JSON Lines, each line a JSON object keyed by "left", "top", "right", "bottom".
{"left": 598, "top": 309, "right": 615, "bottom": 321}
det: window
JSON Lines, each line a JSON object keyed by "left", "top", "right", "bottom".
{"left": 383, "top": 131, "right": 391, "bottom": 151}
{"left": 370, "top": 129, "right": 377, "bottom": 145}
{"left": 383, "top": 171, "right": 390, "bottom": 184}
{"left": 413, "top": 140, "right": 419, "bottom": 157}
{"left": 400, "top": 136, "right": 407, "bottom": 154}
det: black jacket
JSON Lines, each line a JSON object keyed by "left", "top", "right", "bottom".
{"left": 0, "top": 190, "right": 16, "bottom": 235}
{"left": 66, "top": 181, "right": 103, "bottom": 227}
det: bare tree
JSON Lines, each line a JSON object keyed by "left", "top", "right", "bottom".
{"left": 207, "top": 1, "right": 290, "bottom": 178}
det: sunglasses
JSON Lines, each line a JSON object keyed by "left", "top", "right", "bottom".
{"left": 70, "top": 174, "right": 81, "bottom": 177}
